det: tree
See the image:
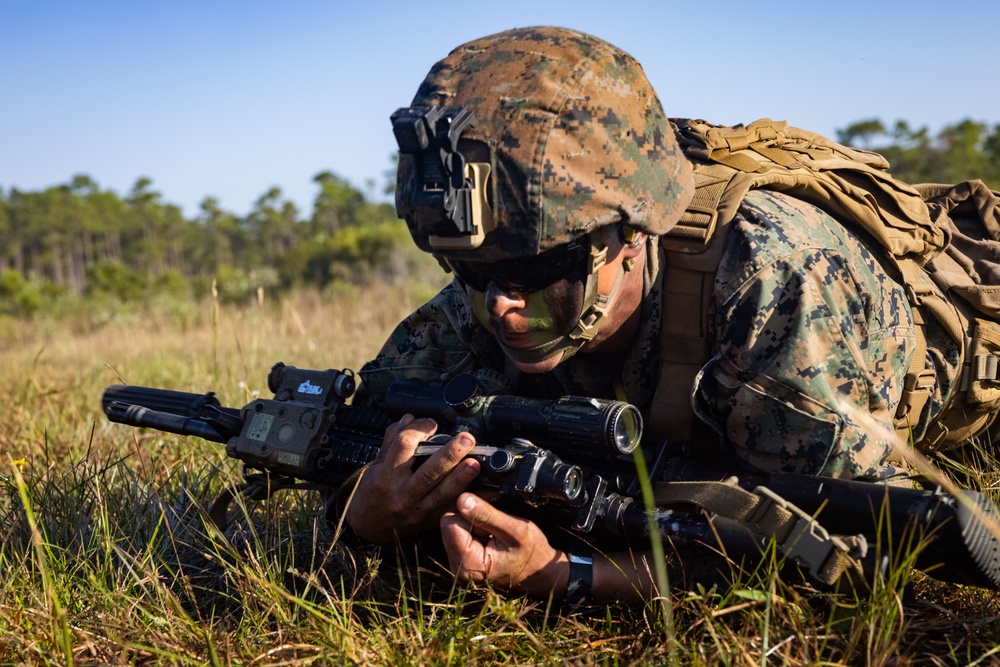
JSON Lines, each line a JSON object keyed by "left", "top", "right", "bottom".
{"left": 0, "top": 187, "right": 11, "bottom": 272}
{"left": 836, "top": 119, "right": 887, "bottom": 150}
{"left": 248, "top": 187, "right": 298, "bottom": 256}
{"left": 127, "top": 177, "right": 168, "bottom": 278}
{"left": 198, "top": 197, "right": 240, "bottom": 271}
{"left": 311, "top": 171, "right": 363, "bottom": 234}
{"left": 837, "top": 117, "right": 1000, "bottom": 190}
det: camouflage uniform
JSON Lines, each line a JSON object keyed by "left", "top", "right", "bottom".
{"left": 692, "top": 189, "right": 914, "bottom": 480}
{"left": 360, "top": 186, "right": 921, "bottom": 481}
{"left": 363, "top": 26, "right": 936, "bottom": 482}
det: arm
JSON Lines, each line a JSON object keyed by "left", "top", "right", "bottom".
{"left": 695, "top": 191, "right": 915, "bottom": 480}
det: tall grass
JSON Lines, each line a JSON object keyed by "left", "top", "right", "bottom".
{"left": 1, "top": 283, "right": 999, "bottom": 665}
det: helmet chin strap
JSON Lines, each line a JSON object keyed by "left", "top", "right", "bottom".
{"left": 498, "top": 241, "right": 628, "bottom": 367}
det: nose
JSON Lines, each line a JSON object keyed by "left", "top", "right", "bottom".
{"left": 485, "top": 281, "right": 526, "bottom": 318}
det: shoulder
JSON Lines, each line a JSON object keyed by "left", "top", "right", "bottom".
{"left": 718, "top": 190, "right": 859, "bottom": 288}
{"left": 716, "top": 190, "right": 906, "bottom": 318}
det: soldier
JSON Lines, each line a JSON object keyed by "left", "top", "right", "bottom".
{"left": 340, "top": 26, "right": 921, "bottom": 603}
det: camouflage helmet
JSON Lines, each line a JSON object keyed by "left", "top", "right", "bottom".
{"left": 394, "top": 26, "right": 695, "bottom": 262}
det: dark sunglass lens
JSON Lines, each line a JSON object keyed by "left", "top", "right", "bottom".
{"left": 447, "top": 235, "right": 591, "bottom": 294}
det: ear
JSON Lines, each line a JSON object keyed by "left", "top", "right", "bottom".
{"left": 619, "top": 230, "right": 646, "bottom": 272}
{"left": 622, "top": 231, "right": 646, "bottom": 259}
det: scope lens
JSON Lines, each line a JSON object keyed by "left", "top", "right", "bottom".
{"left": 609, "top": 405, "right": 642, "bottom": 453}
{"left": 562, "top": 467, "right": 583, "bottom": 501}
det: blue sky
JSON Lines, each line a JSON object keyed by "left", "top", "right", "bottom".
{"left": 3, "top": 1, "right": 998, "bottom": 218}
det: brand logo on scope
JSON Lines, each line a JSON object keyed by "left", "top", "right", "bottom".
{"left": 297, "top": 381, "right": 324, "bottom": 396}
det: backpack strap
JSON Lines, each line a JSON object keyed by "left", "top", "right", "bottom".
{"left": 656, "top": 119, "right": 1000, "bottom": 453}
{"left": 650, "top": 163, "right": 747, "bottom": 443}
{"left": 663, "top": 162, "right": 754, "bottom": 251}
{"left": 648, "top": 257, "right": 716, "bottom": 441}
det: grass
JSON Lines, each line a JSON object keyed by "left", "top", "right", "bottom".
{"left": 2, "top": 282, "right": 1000, "bottom": 665}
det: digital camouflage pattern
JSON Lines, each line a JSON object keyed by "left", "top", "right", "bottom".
{"left": 397, "top": 26, "right": 695, "bottom": 262}
{"left": 360, "top": 189, "right": 929, "bottom": 481}
{"left": 693, "top": 190, "right": 918, "bottom": 479}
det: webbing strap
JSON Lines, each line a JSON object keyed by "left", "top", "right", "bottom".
{"left": 654, "top": 480, "right": 863, "bottom": 585}
{"left": 892, "top": 258, "right": 968, "bottom": 442}
{"left": 664, "top": 164, "right": 753, "bottom": 252}
{"left": 648, "top": 261, "right": 715, "bottom": 442}
{"left": 652, "top": 164, "right": 747, "bottom": 444}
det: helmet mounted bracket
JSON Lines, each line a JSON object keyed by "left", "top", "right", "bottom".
{"left": 391, "top": 105, "right": 494, "bottom": 249}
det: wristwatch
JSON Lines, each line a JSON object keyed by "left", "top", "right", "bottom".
{"left": 564, "top": 549, "right": 593, "bottom": 607}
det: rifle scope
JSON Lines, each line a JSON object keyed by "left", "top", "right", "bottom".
{"left": 386, "top": 373, "right": 642, "bottom": 459}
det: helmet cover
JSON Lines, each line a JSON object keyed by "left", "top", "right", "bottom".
{"left": 395, "top": 26, "right": 695, "bottom": 262}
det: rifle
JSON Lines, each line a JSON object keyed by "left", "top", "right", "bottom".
{"left": 102, "top": 362, "right": 1000, "bottom": 590}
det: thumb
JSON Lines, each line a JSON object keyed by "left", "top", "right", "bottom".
{"left": 456, "top": 493, "right": 524, "bottom": 543}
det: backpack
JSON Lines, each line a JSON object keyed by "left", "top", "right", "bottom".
{"left": 650, "top": 118, "right": 1000, "bottom": 453}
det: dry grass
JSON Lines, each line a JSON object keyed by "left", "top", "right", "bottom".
{"left": 1, "top": 283, "right": 999, "bottom": 666}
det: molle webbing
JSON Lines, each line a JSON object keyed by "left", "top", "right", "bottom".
{"left": 648, "top": 257, "right": 716, "bottom": 441}
{"left": 653, "top": 118, "right": 1000, "bottom": 451}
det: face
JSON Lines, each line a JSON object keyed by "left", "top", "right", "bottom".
{"left": 467, "top": 277, "right": 586, "bottom": 372}
{"left": 454, "top": 227, "right": 645, "bottom": 373}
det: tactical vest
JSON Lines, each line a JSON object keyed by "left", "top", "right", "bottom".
{"left": 649, "top": 118, "right": 1000, "bottom": 453}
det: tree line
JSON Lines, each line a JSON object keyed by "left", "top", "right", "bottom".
{"left": 836, "top": 118, "right": 1000, "bottom": 188}
{"left": 0, "top": 170, "right": 424, "bottom": 316}
{"left": 1, "top": 117, "right": 998, "bottom": 318}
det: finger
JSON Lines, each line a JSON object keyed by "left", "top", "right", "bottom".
{"left": 473, "top": 489, "right": 503, "bottom": 504}
{"left": 408, "top": 431, "right": 478, "bottom": 495}
{"left": 416, "top": 456, "right": 481, "bottom": 520}
{"left": 382, "top": 416, "right": 439, "bottom": 468}
{"left": 374, "top": 414, "right": 414, "bottom": 463}
{"left": 455, "top": 493, "right": 531, "bottom": 546}
{"left": 440, "top": 512, "right": 489, "bottom": 584}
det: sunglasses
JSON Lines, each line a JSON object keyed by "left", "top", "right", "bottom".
{"left": 447, "top": 234, "right": 595, "bottom": 295}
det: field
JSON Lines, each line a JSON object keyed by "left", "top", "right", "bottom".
{"left": 2, "top": 284, "right": 999, "bottom": 666}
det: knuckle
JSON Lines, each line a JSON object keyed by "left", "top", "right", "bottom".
{"left": 415, "top": 465, "right": 441, "bottom": 490}
{"left": 440, "top": 438, "right": 473, "bottom": 466}
{"left": 383, "top": 417, "right": 437, "bottom": 449}
{"left": 385, "top": 504, "right": 405, "bottom": 522}
{"left": 457, "top": 564, "right": 483, "bottom": 584}
{"left": 396, "top": 428, "right": 431, "bottom": 452}
{"left": 367, "top": 469, "right": 392, "bottom": 495}
{"left": 426, "top": 485, "right": 458, "bottom": 514}
{"left": 509, "top": 519, "right": 531, "bottom": 543}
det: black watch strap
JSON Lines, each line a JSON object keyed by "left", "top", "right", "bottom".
{"left": 564, "top": 549, "right": 593, "bottom": 607}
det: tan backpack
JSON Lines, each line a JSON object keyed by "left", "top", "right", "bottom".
{"left": 651, "top": 118, "right": 1000, "bottom": 453}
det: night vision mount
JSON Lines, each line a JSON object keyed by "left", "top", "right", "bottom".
{"left": 391, "top": 105, "right": 494, "bottom": 249}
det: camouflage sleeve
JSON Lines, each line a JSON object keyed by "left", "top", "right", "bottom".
{"left": 356, "top": 279, "right": 504, "bottom": 407}
{"left": 693, "top": 191, "right": 915, "bottom": 480}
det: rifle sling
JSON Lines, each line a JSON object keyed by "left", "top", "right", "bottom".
{"left": 653, "top": 480, "right": 863, "bottom": 585}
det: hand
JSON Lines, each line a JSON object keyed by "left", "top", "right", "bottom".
{"left": 440, "top": 493, "right": 568, "bottom": 598}
{"left": 344, "top": 414, "right": 480, "bottom": 544}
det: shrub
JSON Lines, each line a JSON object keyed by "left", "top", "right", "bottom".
{"left": 85, "top": 260, "right": 148, "bottom": 302}
{"left": 0, "top": 269, "right": 44, "bottom": 316}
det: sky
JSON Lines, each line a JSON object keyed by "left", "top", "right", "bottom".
{"left": 3, "top": 1, "right": 999, "bottom": 219}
